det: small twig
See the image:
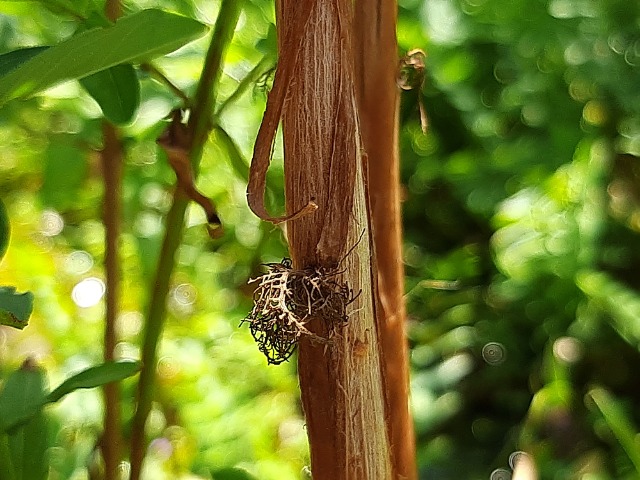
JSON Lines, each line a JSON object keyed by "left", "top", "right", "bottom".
{"left": 140, "top": 63, "right": 191, "bottom": 107}
{"left": 215, "top": 54, "right": 276, "bottom": 119}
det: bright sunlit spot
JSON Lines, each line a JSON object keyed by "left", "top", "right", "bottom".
{"left": 71, "top": 277, "right": 105, "bottom": 308}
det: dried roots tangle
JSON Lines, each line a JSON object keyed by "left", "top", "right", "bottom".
{"left": 242, "top": 259, "right": 354, "bottom": 365}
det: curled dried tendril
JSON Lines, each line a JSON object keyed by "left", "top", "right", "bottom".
{"left": 397, "top": 49, "right": 426, "bottom": 91}
{"left": 398, "top": 49, "right": 428, "bottom": 133}
{"left": 242, "top": 258, "right": 355, "bottom": 365}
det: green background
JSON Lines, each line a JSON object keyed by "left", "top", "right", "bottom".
{"left": 1, "top": 0, "right": 640, "bottom": 478}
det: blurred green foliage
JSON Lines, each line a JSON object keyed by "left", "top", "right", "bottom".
{"left": 0, "top": 0, "right": 640, "bottom": 479}
{"left": 399, "top": 0, "right": 640, "bottom": 478}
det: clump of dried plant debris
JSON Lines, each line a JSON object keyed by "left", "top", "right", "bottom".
{"left": 242, "top": 259, "right": 355, "bottom": 365}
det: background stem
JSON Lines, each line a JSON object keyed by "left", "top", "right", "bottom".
{"left": 101, "top": 123, "right": 124, "bottom": 480}
{"left": 127, "top": 3, "right": 241, "bottom": 479}
{"left": 101, "top": 3, "right": 124, "bottom": 480}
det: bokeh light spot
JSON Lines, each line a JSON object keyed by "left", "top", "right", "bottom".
{"left": 40, "top": 209, "right": 64, "bottom": 236}
{"left": 64, "top": 250, "right": 93, "bottom": 275}
{"left": 553, "top": 336, "right": 583, "bottom": 363}
{"left": 482, "top": 342, "right": 506, "bottom": 365}
{"left": 508, "top": 451, "right": 529, "bottom": 469}
{"left": 117, "top": 311, "right": 143, "bottom": 338}
{"left": 490, "top": 468, "right": 511, "bottom": 480}
{"left": 117, "top": 461, "right": 131, "bottom": 478}
{"left": 71, "top": 277, "right": 105, "bottom": 308}
{"left": 583, "top": 100, "right": 607, "bottom": 126}
{"left": 173, "top": 283, "right": 197, "bottom": 306}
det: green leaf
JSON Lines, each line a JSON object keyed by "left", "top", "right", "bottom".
{"left": 0, "top": 47, "right": 49, "bottom": 77}
{"left": 588, "top": 387, "right": 640, "bottom": 475}
{"left": 7, "top": 406, "right": 48, "bottom": 480}
{"left": 0, "top": 9, "right": 208, "bottom": 104}
{"left": 80, "top": 64, "right": 140, "bottom": 124}
{"left": 0, "top": 198, "right": 9, "bottom": 262}
{"left": 211, "top": 467, "right": 259, "bottom": 480}
{"left": 0, "top": 434, "right": 16, "bottom": 480}
{"left": 0, "top": 363, "right": 49, "bottom": 480}
{"left": 46, "top": 360, "right": 141, "bottom": 404}
{"left": 5, "top": 0, "right": 95, "bottom": 19}
{"left": 0, "top": 361, "right": 141, "bottom": 433}
{"left": 0, "top": 361, "right": 47, "bottom": 434}
{"left": 214, "top": 127, "right": 249, "bottom": 182}
{"left": 0, "top": 287, "right": 33, "bottom": 330}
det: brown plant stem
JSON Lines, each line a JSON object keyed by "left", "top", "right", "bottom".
{"left": 127, "top": 3, "right": 241, "bottom": 479}
{"left": 101, "top": 118, "right": 123, "bottom": 480}
{"left": 101, "top": 3, "right": 124, "bottom": 480}
{"left": 354, "top": 1, "right": 417, "bottom": 478}
{"left": 263, "top": 0, "right": 393, "bottom": 477}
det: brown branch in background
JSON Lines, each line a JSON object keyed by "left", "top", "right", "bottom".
{"left": 354, "top": 1, "right": 418, "bottom": 478}
{"left": 101, "top": 120, "right": 123, "bottom": 480}
{"left": 101, "top": 4, "right": 123, "bottom": 480}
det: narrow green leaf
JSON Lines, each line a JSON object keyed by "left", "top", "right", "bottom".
{"left": 1, "top": 363, "right": 49, "bottom": 480}
{"left": 0, "top": 47, "right": 49, "bottom": 77}
{"left": 0, "top": 198, "right": 9, "bottom": 262}
{"left": 0, "top": 9, "right": 208, "bottom": 104}
{"left": 214, "top": 126, "right": 248, "bottom": 182}
{"left": 588, "top": 387, "right": 640, "bottom": 474}
{"left": 0, "top": 434, "right": 16, "bottom": 480}
{"left": 80, "top": 64, "right": 140, "bottom": 124}
{"left": 46, "top": 360, "right": 141, "bottom": 404}
{"left": 0, "top": 287, "right": 34, "bottom": 330}
{"left": 0, "top": 361, "right": 141, "bottom": 433}
{"left": 8, "top": 407, "right": 48, "bottom": 480}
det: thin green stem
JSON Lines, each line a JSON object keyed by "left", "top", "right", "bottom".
{"left": 140, "top": 63, "right": 191, "bottom": 107}
{"left": 188, "top": 2, "right": 242, "bottom": 163}
{"left": 215, "top": 54, "right": 275, "bottom": 119}
{"left": 127, "top": 2, "right": 242, "bottom": 479}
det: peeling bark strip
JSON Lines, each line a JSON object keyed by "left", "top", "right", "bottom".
{"left": 355, "top": 0, "right": 418, "bottom": 478}
{"left": 246, "top": 1, "right": 318, "bottom": 224}
{"left": 255, "top": 0, "right": 392, "bottom": 477}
